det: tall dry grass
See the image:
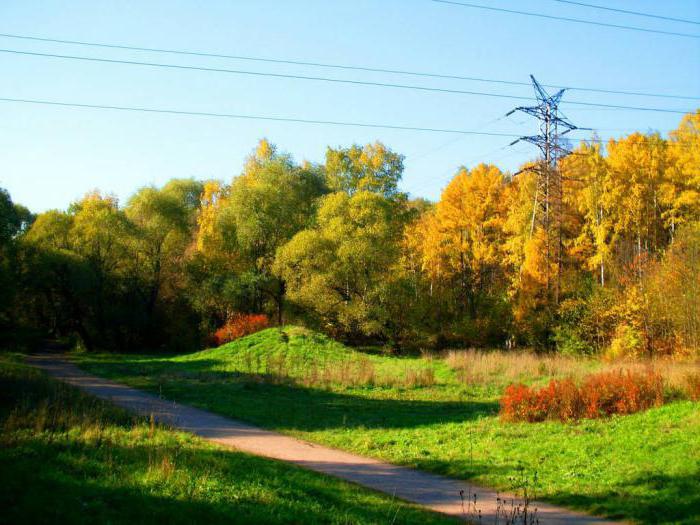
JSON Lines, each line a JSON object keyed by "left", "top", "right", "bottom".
{"left": 445, "top": 348, "right": 700, "bottom": 397}
{"left": 239, "top": 353, "right": 436, "bottom": 389}
{"left": 445, "top": 349, "right": 591, "bottom": 386}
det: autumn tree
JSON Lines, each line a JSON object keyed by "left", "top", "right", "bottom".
{"left": 644, "top": 222, "right": 700, "bottom": 354}
{"left": 663, "top": 110, "right": 700, "bottom": 235}
{"left": 605, "top": 133, "right": 669, "bottom": 280}
{"left": 12, "top": 114, "right": 700, "bottom": 356}
{"left": 562, "top": 142, "right": 612, "bottom": 287}
{"left": 403, "top": 164, "right": 510, "bottom": 344}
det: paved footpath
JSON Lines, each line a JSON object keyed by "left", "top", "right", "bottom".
{"left": 28, "top": 354, "right": 616, "bottom": 524}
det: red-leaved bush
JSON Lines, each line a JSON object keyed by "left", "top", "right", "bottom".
{"left": 500, "top": 369, "right": 664, "bottom": 423}
{"left": 686, "top": 372, "right": 700, "bottom": 401}
{"left": 211, "top": 313, "right": 270, "bottom": 345}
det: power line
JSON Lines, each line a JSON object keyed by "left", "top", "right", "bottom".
{"left": 412, "top": 114, "right": 506, "bottom": 161}
{"left": 1, "top": 48, "right": 694, "bottom": 115}
{"left": 0, "top": 32, "right": 698, "bottom": 101}
{"left": 3, "top": 96, "right": 692, "bottom": 149}
{"left": 552, "top": 0, "right": 700, "bottom": 26}
{"left": 0, "top": 48, "right": 520, "bottom": 103}
{"left": 431, "top": 0, "right": 700, "bottom": 39}
{"left": 410, "top": 142, "right": 518, "bottom": 194}
{"left": 0, "top": 96, "right": 525, "bottom": 136}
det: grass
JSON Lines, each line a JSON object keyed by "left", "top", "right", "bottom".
{"left": 0, "top": 353, "right": 456, "bottom": 525}
{"left": 74, "top": 327, "right": 700, "bottom": 524}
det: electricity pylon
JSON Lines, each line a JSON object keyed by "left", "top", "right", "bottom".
{"left": 507, "top": 75, "right": 579, "bottom": 305}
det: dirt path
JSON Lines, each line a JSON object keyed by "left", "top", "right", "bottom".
{"left": 28, "top": 354, "right": 615, "bottom": 524}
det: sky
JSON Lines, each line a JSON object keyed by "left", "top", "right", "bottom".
{"left": 1, "top": 0, "right": 699, "bottom": 212}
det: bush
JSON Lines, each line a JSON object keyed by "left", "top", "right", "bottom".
{"left": 500, "top": 369, "right": 664, "bottom": 423}
{"left": 211, "top": 313, "right": 270, "bottom": 345}
{"left": 686, "top": 372, "right": 700, "bottom": 401}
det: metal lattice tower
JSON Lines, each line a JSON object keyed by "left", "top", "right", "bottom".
{"left": 507, "top": 75, "right": 579, "bottom": 304}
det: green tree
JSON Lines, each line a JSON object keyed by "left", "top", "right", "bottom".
{"left": 126, "top": 180, "right": 203, "bottom": 341}
{"left": 324, "top": 142, "right": 404, "bottom": 198}
{"left": 0, "top": 188, "right": 34, "bottom": 340}
{"left": 224, "top": 140, "right": 326, "bottom": 324}
{"left": 274, "top": 191, "right": 403, "bottom": 340}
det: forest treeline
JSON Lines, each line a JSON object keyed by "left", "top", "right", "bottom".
{"left": 1, "top": 110, "right": 698, "bottom": 356}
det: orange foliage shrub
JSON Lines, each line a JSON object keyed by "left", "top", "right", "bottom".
{"left": 500, "top": 369, "right": 664, "bottom": 423}
{"left": 686, "top": 372, "right": 700, "bottom": 401}
{"left": 212, "top": 313, "right": 270, "bottom": 345}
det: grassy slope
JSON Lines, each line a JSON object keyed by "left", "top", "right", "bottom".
{"left": 0, "top": 354, "right": 455, "bottom": 525}
{"left": 75, "top": 328, "right": 700, "bottom": 524}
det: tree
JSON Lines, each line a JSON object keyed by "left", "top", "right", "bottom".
{"left": 605, "top": 132, "right": 668, "bottom": 280}
{"left": 434, "top": 164, "right": 507, "bottom": 317}
{"left": 274, "top": 191, "right": 404, "bottom": 340}
{"left": 643, "top": 222, "right": 700, "bottom": 355}
{"left": 0, "top": 188, "right": 34, "bottom": 339}
{"left": 402, "top": 164, "right": 510, "bottom": 344}
{"left": 125, "top": 179, "right": 203, "bottom": 345}
{"left": 562, "top": 142, "right": 612, "bottom": 286}
{"left": 663, "top": 110, "right": 700, "bottom": 235}
{"left": 0, "top": 188, "right": 32, "bottom": 246}
{"left": 222, "top": 140, "right": 326, "bottom": 324}
{"left": 324, "top": 142, "right": 404, "bottom": 198}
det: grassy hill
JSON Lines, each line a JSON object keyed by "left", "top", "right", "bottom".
{"left": 0, "top": 354, "right": 455, "bottom": 525}
{"left": 74, "top": 328, "right": 700, "bottom": 524}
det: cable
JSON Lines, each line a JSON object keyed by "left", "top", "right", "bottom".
{"left": 431, "top": 0, "right": 700, "bottom": 39}
{"left": 8, "top": 95, "right": 677, "bottom": 148}
{"left": 0, "top": 96, "right": 525, "bottom": 136}
{"left": 1, "top": 49, "right": 694, "bottom": 115}
{"left": 411, "top": 115, "right": 507, "bottom": 161}
{"left": 0, "top": 32, "right": 698, "bottom": 101}
{"left": 409, "top": 143, "right": 534, "bottom": 195}
{"left": 552, "top": 0, "right": 700, "bottom": 26}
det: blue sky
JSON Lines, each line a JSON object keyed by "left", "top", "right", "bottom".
{"left": 1, "top": 0, "right": 699, "bottom": 212}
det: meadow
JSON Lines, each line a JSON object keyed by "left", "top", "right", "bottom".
{"left": 0, "top": 353, "right": 456, "bottom": 525}
{"left": 74, "top": 327, "right": 700, "bottom": 524}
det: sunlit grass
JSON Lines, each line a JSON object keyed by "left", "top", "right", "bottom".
{"left": 0, "top": 354, "right": 455, "bottom": 525}
{"left": 74, "top": 328, "right": 700, "bottom": 524}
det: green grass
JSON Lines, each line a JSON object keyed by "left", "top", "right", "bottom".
{"left": 74, "top": 327, "right": 700, "bottom": 524}
{"left": 0, "top": 354, "right": 456, "bottom": 525}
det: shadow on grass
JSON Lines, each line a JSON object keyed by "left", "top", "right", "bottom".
{"left": 0, "top": 436, "right": 457, "bottom": 525}
{"left": 77, "top": 356, "right": 499, "bottom": 431}
{"left": 0, "top": 358, "right": 456, "bottom": 525}
{"left": 547, "top": 472, "right": 700, "bottom": 524}
{"left": 73, "top": 356, "right": 700, "bottom": 524}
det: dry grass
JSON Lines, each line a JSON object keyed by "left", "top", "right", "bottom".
{"left": 240, "top": 353, "right": 436, "bottom": 389}
{"left": 445, "top": 349, "right": 592, "bottom": 386}
{"left": 445, "top": 348, "right": 700, "bottom": 397}
{"left": 298, "top": 356, "right": 378, "bottom": 388}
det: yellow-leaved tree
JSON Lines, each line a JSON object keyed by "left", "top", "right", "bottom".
{"left": 561, "top": 142, "right": 612, "bottom": 286}
{"left": 404, "top": 163, "right": 510, "bottom": 344}
{"left": 662, "top": 110, "right": 700, "bottom": 235}
{"left": 605, "top": 132, "right": 668, "bottom": 281}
